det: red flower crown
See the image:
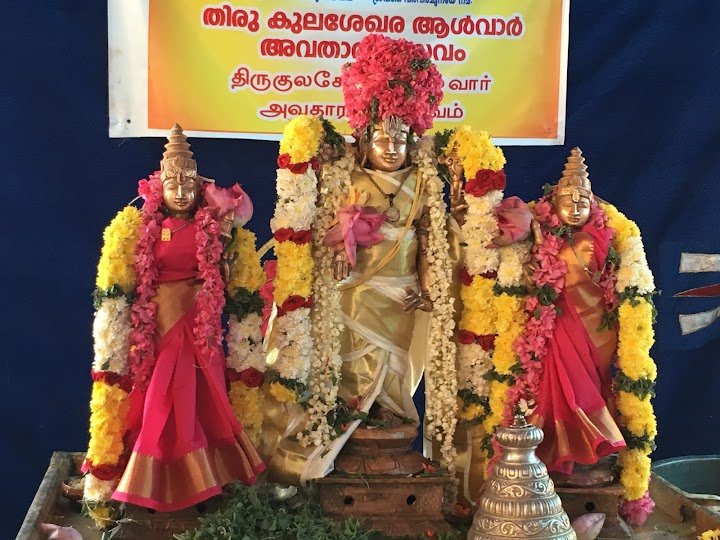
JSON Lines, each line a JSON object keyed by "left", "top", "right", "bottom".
{"left": 341, "top": 34, "right": 444, "bottom": 136}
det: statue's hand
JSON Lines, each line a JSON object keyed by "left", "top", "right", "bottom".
{"left": 219, "top": 212, "right": 234, "bottom": 240}
{"left": 450, "top": 200, "right": 468, "bottom": 226}
{"left": 403, "top": 287, "right": 433, "bottom": 312}
{"left": 531, "top": 219, "right": 543, "bottom": 245}
{"left": 333, "top": 250, "right": 351, "bottom": 281}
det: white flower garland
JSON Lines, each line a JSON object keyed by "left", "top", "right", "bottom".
{"left": 457, "top": 189, "right": 502, "bottom": 402}
{"left": 415, "top": 141, "right": 458, "bottom": 471}
{"left": 300, "top": 154, "right": 352, "bottom": 447}
{"left": 84, "top": 474, "right": 116, "bottom": 502}
{"left": 92, "top": 296, "right": 131, "bottom": 375}
{"left": 226, "top": 312, "right": 264, "bottom": 373}
{"left": 463, "top": 190, "right": 503, "bottom": 276}
{"left": 272, "top": 307, "right": 313, "bottom": 382}
{"left": 270, "top": 165, "right": 319, "bottom": 390}
{"left": 270, "top": 168, "right": 319, "bottom": 232}
{"left": 616, "top": 235, "right": 655, "bottom": 293}
{"left": 497, "top": 241, "right": 531, "bottom": 288}
{"left": 457, "top": 344, "right": 492, "bottom": 398}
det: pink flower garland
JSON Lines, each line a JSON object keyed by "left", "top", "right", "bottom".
{"left": 503, "top": 194, "right": 614, "bottom": 424}
{"left": 619, "top": 491, "right": 655, "bottom": 526}
{"left": 503, "top": 230, "right": 564, "bottom": 424}
{"left": 192, "top": 203, "right": 226, "bottom": 366}
{"left": 129, "top": 173, "right": 163, "bottom": 391}
{"left": 128, "top": 175, "right": 226, "bottom": 391}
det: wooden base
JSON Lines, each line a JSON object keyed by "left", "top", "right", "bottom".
{"left": 317, "top": 474, "right": 453, "bottom": 537}
{"left": 556, "top": 482, "right": 633, "bottom": 539}
{"left": 334, "top": 423, "right": 425, "bottom": 476}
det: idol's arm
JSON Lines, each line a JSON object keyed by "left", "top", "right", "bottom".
{"left": 404, "top": 206, "right": 433, "bottom": 312}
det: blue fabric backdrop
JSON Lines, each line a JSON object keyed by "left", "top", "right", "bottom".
{"left": 2, "top": 1, "right": 719, "bottom": 536}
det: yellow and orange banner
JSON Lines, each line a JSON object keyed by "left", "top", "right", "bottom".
{"left": 109, "top": 0, "right": 568, "bottom": 144}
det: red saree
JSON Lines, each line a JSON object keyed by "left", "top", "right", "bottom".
{"left": 113, "top": 217, "right": 264, "bottom": 511}
{"left": 531, "top": 223, "right": 626, "bottom": 475}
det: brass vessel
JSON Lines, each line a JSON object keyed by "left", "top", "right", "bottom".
{"left": 468, "top": 415, "right": 576, "bottom": 540}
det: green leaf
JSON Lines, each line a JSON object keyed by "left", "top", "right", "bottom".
{"left": 615, "top": 372, "right": 656, "bottom": 399}
{"left": 493, "top": 283, "right": 528, "bottom": 297}
{"left": 536, "top": 285, "right": 558, "bottom": 306}
{"left": 224, "top": 287, "right": 263, "bottom": 319}
{"left": 92, "top": 285, "right": 134, "bottom": 310}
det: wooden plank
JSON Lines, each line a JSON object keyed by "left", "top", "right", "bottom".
{"left": 17, "top": 452, "right": 73, "bottom": 540}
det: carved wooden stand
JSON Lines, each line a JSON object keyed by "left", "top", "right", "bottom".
{"left": 555, "top": 483, "right": 633, "bottom": 539}
{"left": 318, "top": 423, "right": 453, "bottom": 537}
{"left": 318, "top": 475, "right": 453, "bottom": 537}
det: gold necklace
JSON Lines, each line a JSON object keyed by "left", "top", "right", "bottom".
{"left": 361, "top": 168, "right": 410, "bottom": 223}
{"left": 160, "top": 220, "right": 190, "bottom": 242}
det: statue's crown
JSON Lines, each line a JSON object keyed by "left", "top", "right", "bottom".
{"left": 556, "top": 147, "right": 591, "bottom": 200}
{"left": 160, "top": 124, "right": 197, "bottom": 180}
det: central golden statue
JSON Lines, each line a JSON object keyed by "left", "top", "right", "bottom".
{"left": 263, "top": 34, "right": 459, "bottom": 485}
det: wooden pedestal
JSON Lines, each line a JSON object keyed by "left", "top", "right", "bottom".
{"left": 317, "top": 474, "right": 453, "bottom": 537}
{"left": 556, "top": 483, "right": 633, "bottom": 539}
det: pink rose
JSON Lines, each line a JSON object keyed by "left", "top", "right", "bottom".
{"left": 324, "top": 205, "right": 386, "bottom": 267}
{"left": 204, "top": 183, "right": 236, "bottom": 219}
{"left": 492, "top": 196, "right": 532, "bottom": 247}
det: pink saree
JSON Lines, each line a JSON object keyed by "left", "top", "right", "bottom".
{"left": 531, "top": 224, "right": 626, "bottom": 475}
{"left": 113, "top": 217, "right": 264, "bottom": 511}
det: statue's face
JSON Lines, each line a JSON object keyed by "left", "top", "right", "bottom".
{"left": 555, "top": 192, "right": 591, "bottom": 228}
{"left": 162, "top": 170, "right": 199, "bottom": 217}
{"left": 361, "top": 120, "right": 409, "bottom": 172}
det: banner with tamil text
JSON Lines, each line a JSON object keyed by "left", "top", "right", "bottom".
{"left": 108, "top": 0, "right": 568, "bottom": 144}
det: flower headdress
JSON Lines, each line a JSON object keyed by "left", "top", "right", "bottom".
{"left": 341, "top": 34, "right": 444, "bottom": 136}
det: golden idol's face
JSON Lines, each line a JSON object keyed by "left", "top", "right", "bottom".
{"left": 162, "top": 171, "right": 199, "bottom": 217}
{"left": 361, "top": 122, "right": 410, "bottom": 172}
{"left": 555, "top": 193, "right": 591, "bottom": 228}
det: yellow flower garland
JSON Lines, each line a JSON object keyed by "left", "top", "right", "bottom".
{"left": 86, "top": 381, "right": 130, "bottom": 468}
{"left": 279, "top": 115, "right": 324, "bottom": 164}
{"left": 226, "top": 228, "right": 264, "bottom": 294}
{"left": 96, "top": 206, "right": 142, "bottom": 292}
{"left": 444, "top": 126, "right": 506, "bottom": 178}
{"left": 700, "top": 530, "right": 720, "bottom": 540}
{"left": 459, "top": 276, "right": 496, "bottom": 336}
{"left": 269, "top": 380, "right": 298, "bottom": 403}
{"left": 229, "top": 380, "right": 264, "bottom": 446}
{"left": 492, "top": 293, "right": 525, "bottom": 376}
{"left": 273, "top": 241, "right": 314, "bottom": 305}
{"left": 604, "top": 202, "right": 657, "bottom": 503}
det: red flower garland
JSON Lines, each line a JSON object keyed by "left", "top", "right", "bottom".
{"left": 465, "top": 170, "right": 507, "bottom": 198}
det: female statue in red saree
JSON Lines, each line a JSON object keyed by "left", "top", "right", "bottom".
{"left": 82, "top": 125, "right": 264, "bottom": 525}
